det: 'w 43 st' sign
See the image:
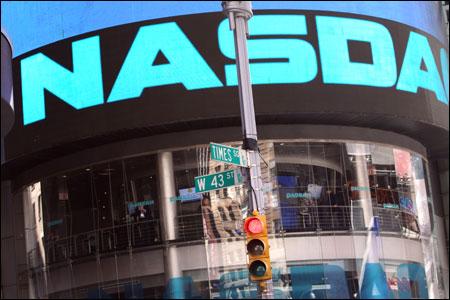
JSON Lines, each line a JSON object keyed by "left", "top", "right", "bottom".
{"left": 194, "top": 169, "right": 243, "bottom": 193}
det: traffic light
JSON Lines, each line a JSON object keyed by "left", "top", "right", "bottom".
{"left": 244, "top": 210, "right": 272, "bottom": 281}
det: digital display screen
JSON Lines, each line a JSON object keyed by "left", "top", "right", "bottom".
{"left": 5, "top": 10, "right": 449, "bottom": 164}
{"left": 178, "top": 188, "right": 202, "bottom": 202}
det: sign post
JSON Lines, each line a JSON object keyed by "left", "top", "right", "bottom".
{"left": 222, "top": 1, "right": 273, "bottom": 298}
{"left": 221, "top": 1, "right": 265, "bottom": 213}
{"left": 210, "top": 142, "right": 248, "bottom": 167}
{"left": 194, "top": 169, "right": 243, "bottom": 193}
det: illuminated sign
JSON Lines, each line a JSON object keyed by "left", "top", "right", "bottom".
{"left": 47, "top": 219, "right": 63, "bottom": 227}
{"left": 351, "top": 186, "right": 370, "bottom": 191}
{"left": 286, "top": 192, "right": 311, "bottom": 199}
{"left": 19, "top": 14, "right": 449, "bottom": 125}
{"left": 5, "top": 11, "right": 448, "bottom": 164}
{"left": 127, "top": 199, "right": 154, "bottom": 209}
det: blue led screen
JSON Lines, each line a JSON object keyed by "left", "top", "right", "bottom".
{"left": 1, "top": 1, "right": 448, "bottom": 57}
{"left": 4, "top": 10, "right": 449, "bottom": 161}
{"left": 18, "top": 12, "right": 449, "bottom": 125}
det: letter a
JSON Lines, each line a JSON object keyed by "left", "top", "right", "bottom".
{"left": 108, "top": 22, "right": 223, "bottom": 103}
{"left": 397, "top": 32, "right": 447, "bottom": 104}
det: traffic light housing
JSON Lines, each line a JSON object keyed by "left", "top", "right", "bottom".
{"left": 244, "top": 211, "right": 272, "bottom": 281}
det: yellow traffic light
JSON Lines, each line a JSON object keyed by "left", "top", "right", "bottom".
{"left": 244, "top": 211, "right": 272, "bottom": 281}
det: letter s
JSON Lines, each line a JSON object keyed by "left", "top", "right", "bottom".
{"left": 218, "top": 15, "right": 318, "bottom": 86}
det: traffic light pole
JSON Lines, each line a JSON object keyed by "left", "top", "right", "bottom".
{"left": 222, "top": 2, "right": 273, "bottom": 298}
{"left": 221, "top": 1, "right": 265, "bottom": 214}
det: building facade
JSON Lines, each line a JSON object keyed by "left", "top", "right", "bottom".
{"left": 1, "top": 1, "right": 449, "bottom": 299}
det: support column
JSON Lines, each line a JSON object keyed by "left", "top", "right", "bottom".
{"left": 347, "top": 143, "right": 374, "bottom": 229}
{"left": 428, "top": 159, "right": 449, "bottom": 298}
{"left": 354, "top": 154, "right": 373, "bottom": 229}
{"left": 157, "top": 152, "right": 184, "bottom": 298}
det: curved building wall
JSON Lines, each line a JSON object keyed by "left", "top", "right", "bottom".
{"left": 21, "top": 139, "right": 446, "bottom": 299}
{"left": 1, "top": 2, "right": 448, "bottom": 299}
{"left": 3, "top": 10, "right": 448, "bottom": 173}
{"left": 1, "top": 30, "right": 15, "bottom": 139}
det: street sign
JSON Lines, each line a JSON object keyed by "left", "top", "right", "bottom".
{"left": 210, "top": 142, "right": 248, "bottom": 167}
{"left": 195, "top": 169, "right": 243, "bottom": 193}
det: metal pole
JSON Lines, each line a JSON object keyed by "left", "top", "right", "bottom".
{"left": 222, "top": 2, "right": 273, "bottom": 299}
{"left": 221, "top": 1, "right": 265, "bottom": 214}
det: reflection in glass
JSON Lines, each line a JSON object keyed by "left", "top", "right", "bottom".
{"left": 20, "top": 141, "right": 446, "bottom": 299}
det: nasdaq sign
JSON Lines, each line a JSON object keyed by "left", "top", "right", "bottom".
{"left": 19, "top": 13, "right": 449, "bottom": 125}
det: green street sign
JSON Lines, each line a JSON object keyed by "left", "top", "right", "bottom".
{"left": 195, "top": 169, "right": 243, "bottom": 193}
{"left": 210, "top": 142, "right": 248, "bottom": 167}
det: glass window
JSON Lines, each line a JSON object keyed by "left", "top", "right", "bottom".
{"left": 173, "top": 147, "right": 204, "bottom": 242}
{"left": 123, "top": 155, "right": 160, "bottom": 247}
{"left": 24, "top": 140, "right": 446, "bottom": 299}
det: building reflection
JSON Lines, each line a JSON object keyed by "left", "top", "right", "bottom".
{"left": 20, "top": 141, "right": 443, "bottom": 299}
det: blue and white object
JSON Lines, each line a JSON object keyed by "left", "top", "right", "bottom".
{"left": 359, "top": 216, "right": 390, "bottom": 299}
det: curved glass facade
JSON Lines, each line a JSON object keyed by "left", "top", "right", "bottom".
{"left": 22, "top": 140, "right": 446, "bottom": 299}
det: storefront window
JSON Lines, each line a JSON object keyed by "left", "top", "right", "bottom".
{"left": 23, "top": 140, "right": 446, "bottom": 299}
{"left": 172, "top": 148, "right": 204, "bottom": 241}
{"left": 123, "top": 155, "right": 160, "bottom": 247}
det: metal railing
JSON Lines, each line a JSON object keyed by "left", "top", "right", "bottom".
{"left": 42, "top": 206, "right": 420, "bottom": 265}
{"left": 266, "top": 205, "right": 419, "bottom": 235}
{"left": 175, "top": 212, "right": 205, "bottom": 242}
{"left": 44, "top": 219, "right": 161, "bottom": 264}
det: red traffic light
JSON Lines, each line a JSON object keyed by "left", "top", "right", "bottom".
{"left": 244, "top": 212, "right": 272, "bottom": 281}
{"left": 245, "top": 217, "right": 263, "bottom": 234}
{"left": 244, "top": 218, "right": 263, "bottom": 234}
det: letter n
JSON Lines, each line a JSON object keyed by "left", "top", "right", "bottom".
{"left": 20, "top": 36, "right": 104, "bottom": 125}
